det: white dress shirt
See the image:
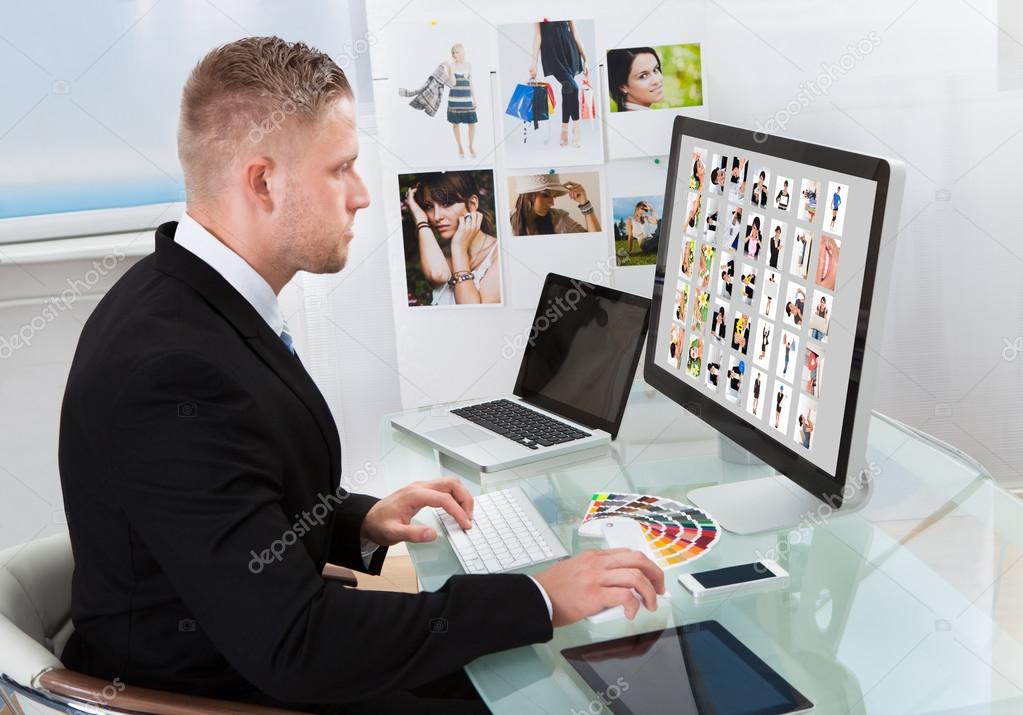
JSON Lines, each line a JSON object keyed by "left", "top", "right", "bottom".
{"left": 173, "top": 211, "right": 553, "bottom": 619}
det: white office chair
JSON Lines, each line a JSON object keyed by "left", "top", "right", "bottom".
{"left": 0, "top": 531, "right": 335, "bottom": 715}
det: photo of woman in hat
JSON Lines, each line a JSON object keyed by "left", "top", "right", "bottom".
{"left": 508, "top": 172, "right": 602, "bottom": 236}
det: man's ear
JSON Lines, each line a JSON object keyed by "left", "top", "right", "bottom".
{"left": 243, "top": 156, "right": 275, "bottom": 211}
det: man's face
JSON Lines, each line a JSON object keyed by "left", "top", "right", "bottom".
{"left": 271, "top": 98, "right": 370, "bottom": 275}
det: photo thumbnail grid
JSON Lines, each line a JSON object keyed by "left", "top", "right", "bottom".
{"left": 667, "top": 145, "right": 851, "bottom": 455}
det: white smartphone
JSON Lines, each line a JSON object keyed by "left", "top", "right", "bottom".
{"left": 678, "top": 560, "right": 789, "bottom": 599}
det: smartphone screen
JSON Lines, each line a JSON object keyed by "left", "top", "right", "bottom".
{"left": 691, "top": 562, "right": 777, "bottom": 589}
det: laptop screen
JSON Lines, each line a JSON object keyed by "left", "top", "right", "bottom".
{"left": 513, "top": 274, "right": 650, "bottom": 438}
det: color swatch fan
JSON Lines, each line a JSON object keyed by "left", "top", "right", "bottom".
{"left": 578, "top": 493, "right": 720, "bottom": 569}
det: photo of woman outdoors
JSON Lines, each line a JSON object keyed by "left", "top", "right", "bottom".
{"left": 607, "top": 43, "right": 703, "bottom": 112}
{"left": 508, "top": 172, "right": 602, "bottom": 236}
{"left": 613, "top": 194, "right": 662, "bottom": 265}
{"left": 400, "top": 170, "right": 501, "bottom": 307}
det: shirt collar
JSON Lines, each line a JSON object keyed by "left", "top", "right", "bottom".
{"left": 173, "top": 210, "right": 285, "bottom": 337}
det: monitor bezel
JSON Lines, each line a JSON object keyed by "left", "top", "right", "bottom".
{"left": 515, "top": 273, "right": 650, "bottom": 439}
{"left": 644, "top": 117, "right": 891, "bottom": 508}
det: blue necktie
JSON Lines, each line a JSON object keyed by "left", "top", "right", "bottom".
{"left": 279, "top": 321, "right": 296, "bottom": 355}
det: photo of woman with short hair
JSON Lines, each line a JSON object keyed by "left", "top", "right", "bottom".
{"left": 401, "top": 170, "right": 500, "bottom": 307}
{"left": 445, "top": 43, "right": 478, "bottom": 158}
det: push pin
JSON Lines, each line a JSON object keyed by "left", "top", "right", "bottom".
{"left": 548, "top": 168, "right": 556, "bottom": 175}
{"left": 430, "top": 19, "right": 437, "bottom": 26}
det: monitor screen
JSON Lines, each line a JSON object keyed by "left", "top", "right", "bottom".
{"left": 514, "top": 274, "right": 650, "bottom": 438}
{"left": 653, "top": 125, "right": 880, "bottom": 477}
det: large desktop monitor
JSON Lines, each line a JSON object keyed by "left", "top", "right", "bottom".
{"left": 645, "top": 117, "right": 904, "bottom": 533}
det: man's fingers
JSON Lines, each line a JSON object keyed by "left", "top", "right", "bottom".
{"left": 600, "top": 550, "right": 666, "bottom": 594}
{"left": 601, "top": 568, "right": 657, "bottom": 611}
{"left": 392, "top": 523, "right": 437, "bottom": 544}
{"left": 415, "top": 488, "right": 471, "bottom": 529}
{"left": 423, "top": 477, "right": 474, "bottom": 521}
{"left": 602, "top": 587, "right": 640, "bottom": 619}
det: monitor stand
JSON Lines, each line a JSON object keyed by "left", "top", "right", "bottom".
{"left": 688, "top": 476, "right": 824, "bottom": 535}
{"left": 689, "top": 435, "right": 874, "bottom": 534}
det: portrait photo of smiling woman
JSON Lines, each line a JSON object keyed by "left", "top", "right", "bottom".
{"left": 606, "top": 42, "right": 703, "bottom": 112}
{"left": 399, "top": 169, "right": 502, "bottom": 307}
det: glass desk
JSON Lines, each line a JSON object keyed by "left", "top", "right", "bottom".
{"left": 381, "top": 383, "right": 1023, "bottom": 714}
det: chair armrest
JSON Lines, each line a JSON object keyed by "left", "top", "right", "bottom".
{"left": 38, "top": 669, "right": 306, "bottom": 715}
{"left": 322, "top": 563, "right": 359, "bottom": 588}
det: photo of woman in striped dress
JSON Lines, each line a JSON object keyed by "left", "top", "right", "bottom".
{"left": 446, "top": 43, "right": 478, "bottom": 158}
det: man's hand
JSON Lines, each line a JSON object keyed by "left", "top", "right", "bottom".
{"left": 361, "top": 477, "right": 474, "bottom": 547}
{"left": 533, "top": 549, "right": 665, "bottom": 627}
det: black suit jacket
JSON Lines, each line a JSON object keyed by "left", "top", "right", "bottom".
{"left": 58, "top": 221, "right": 551, "bottom": 708}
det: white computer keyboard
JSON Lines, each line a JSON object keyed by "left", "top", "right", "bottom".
{"left": 434, "top": 486, "right": 569, "bottom": 574}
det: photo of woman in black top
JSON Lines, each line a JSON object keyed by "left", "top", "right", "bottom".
{"left": 529, "top": 20, "right": 589, "bottom": 148}
{"left": 750, "top": 170, "right": 769, "bottom": 208}
{"left": 769, "top": 224, "right": 782, "bottom": 269}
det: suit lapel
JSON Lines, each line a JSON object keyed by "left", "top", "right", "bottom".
{"left": 153, "top": 222, "right": 343, "bottom": 484}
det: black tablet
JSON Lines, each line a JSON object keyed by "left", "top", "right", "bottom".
{"left": 562, "top": 620, "right": 813, "bottom": 715}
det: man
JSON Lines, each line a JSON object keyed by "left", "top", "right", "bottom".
{"left": 58, "top": 37, "right": 663, "bottom": 714}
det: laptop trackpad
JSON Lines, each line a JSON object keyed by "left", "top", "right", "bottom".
{"left": 425, "top": 424, "right": 501, "bottom": 449}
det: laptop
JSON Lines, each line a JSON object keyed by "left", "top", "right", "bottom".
{"left": 391, "top": 273, "right": 650, "bottom": 472}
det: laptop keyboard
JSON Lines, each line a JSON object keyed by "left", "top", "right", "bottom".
{"left": 451, "top": 399, "right": 591, "bottom": 449}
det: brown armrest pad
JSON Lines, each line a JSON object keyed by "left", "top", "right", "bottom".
{"left": 38, "top": 669, "right": 306, "bottom": 715}
{"left": 322, "top": 563, "right": 359, "bottom": 588}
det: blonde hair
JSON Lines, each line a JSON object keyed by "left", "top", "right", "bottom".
{"left": 177, "top": 36, "right": 352, "bottom": 205}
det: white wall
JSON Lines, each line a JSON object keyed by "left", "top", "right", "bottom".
{"left": 1, "top": 0, "right": 1021, "bottom": 553}
{"left": 367, "top": 0, "right": 1023, "bottom": 486}
{"left": 697, "top": 0, "right": 1023, "bottom": 486}
{"left": 0, "top": 235, "right": 153, "bottom": 549}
